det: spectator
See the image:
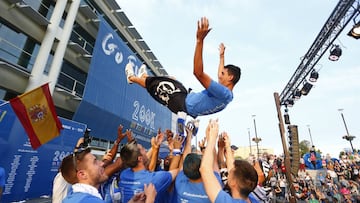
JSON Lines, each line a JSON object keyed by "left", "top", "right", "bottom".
{"left": 199, "top": 119, "right": 258, "bottom": 202}
{"left": 100, "top": 125, "right": 131, "bottom": 203}
{"left": 124, "top": 17, "right": 241, "bottom": 118}
{"left": 174, "top": 121, "right": 221, "bottom": 203}
{"left": 118, "top": 130, "right": 179, "bottom": 203}
{"left": 52, "top": 137, "right": 85, "bottom": 203}
{"left": 61, "top": 147, "right": 109, "bottom": 203}
{"left": 317, "top": 172, "right": 326, "bottom": 187}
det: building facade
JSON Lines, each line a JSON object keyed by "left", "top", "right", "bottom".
{"left": 0, "top": 0, "right": 173, "bottom": 201}
{"left": 0, "top": 0, "right": 173, "bottom": 146}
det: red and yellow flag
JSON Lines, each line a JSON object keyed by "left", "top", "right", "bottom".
{"left": 10, "top": 83, "right": 63, "bottom": 149}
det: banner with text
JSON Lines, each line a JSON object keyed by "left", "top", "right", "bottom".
{"left": 0, "top": 101, "right": 86, "bottom": 202}
{"left": 73, "top": 17, "right": 172, "bottom": 149}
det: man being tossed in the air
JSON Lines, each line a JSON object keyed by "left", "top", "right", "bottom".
{"left": 125, "top": 17, "right": 241, "bottom": 118}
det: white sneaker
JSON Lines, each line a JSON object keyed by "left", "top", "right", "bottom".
{"left": 125, "top": 62, "right": 135, "bottom": 84}
{"left": 138, "top": 64, "right": 148, "bottom": 78}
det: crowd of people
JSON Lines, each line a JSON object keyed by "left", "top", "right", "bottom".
{"left": 53, "top": 118, "right": 261, "bottom": 203}
{"left": 53, "top": 119, "right": 360, "bottom": 203}
{"left": 250, "top": 150, "right": 360, "bottom": 202}
{"left": 50, "top": 14, "right": 360, "bottom": 203}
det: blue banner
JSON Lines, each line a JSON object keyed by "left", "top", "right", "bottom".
{"left": 73, "top": 17, "right": 172, "bottom": 148}
{"left": 0, "top": 101, "right": 87, "bottom": 202}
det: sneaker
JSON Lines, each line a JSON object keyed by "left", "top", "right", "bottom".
{"left": 125, "top": 62, "right": 135, "bottom": 84}
{"left": 138, "top": 64, "right": 148, "bottom": 78}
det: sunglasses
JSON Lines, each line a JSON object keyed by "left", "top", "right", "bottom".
{"left": 72, "top": 147, "right": 91, "bottom": 172}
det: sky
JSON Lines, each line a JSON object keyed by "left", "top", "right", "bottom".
{"left": 116, "top": 0, "right": 360, "bottom": 158}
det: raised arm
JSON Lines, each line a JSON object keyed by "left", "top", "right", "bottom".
{"left": 179, "top": 122, "right": 194, "bottom": 170}
{"left": 222, "top": 132, "right": 235, "bottom": 172}
{"left": 218, "top": 43, "right": 225, "bottom": 78}
{"left": 169, "top": 134, "right": 185, "bottom": 171}
{"left": 199, "top": 119, "right": 222, "bottom": 202}
{"left": 148, "top": 129, "right": 164, "bottom": 172}
{"left": 193, "top": 17, "right": 212, "bottom": 89}
{"left": 103, "top": 124, "right": 126, "bottom": 167}
{"left": 217, "top": 134, "right": 226, "bottom": 170}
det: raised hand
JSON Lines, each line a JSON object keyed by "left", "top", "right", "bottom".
{"left": 219, "top": 43, "right": 225, "bottom": 56}
{"left": 208, "top": 119, "right": 219, "bottom": 141}
{"left": 222, "top": 132, "right": 231, "bottom": 148}
{"left": 117, "top": 124, "right": 126, "bottom": 142}
{"left": 154, "top": 128, "right": 164, "bottom": 148}
{"left": 196, "top": 17, "right": 212, "bottom": 41}
{"left": 198, "top": 137, "right": 207, "bottom": 151}
{"left": 218, "top": 132, "right": 225, "bottom": 149}
{"left": 144, "top": 183, "right": 157, "bottom": 203}
{"left": 125, "top": 129, "right": 134, "bottom": 143}
{"left": 173, "top": 134, "right": 185, "bottom": 149}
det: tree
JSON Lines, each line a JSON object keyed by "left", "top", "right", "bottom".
{"left": 299, "top": 140, "right": 311, "bottom": 156}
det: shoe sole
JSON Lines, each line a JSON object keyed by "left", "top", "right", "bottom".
{"left": 125, "top": 63, "right": 134, "bottom": 84}
{"left": 138, "top": 64, "right": 148, "bottom": 78}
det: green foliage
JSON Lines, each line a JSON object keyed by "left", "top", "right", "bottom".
{"left": 299, "top": 140, "right": 311, "bottom": 156}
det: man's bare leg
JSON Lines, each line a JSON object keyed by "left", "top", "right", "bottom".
{"left": 125, "top": 62, "right": 147, "bottom": 88}
{"left": 129, "top": 75, "right": 146, "bottom": 88}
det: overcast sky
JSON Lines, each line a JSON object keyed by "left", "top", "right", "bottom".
{"left": 116, "top": 0, "right": 360, "bottom": 157}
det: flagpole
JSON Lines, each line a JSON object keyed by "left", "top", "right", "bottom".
{"left": 0, "top": 101, "right": 10, "bottom": 107}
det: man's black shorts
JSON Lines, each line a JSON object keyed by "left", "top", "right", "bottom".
{"left": 145, "top": 76, "right": 188, "bottom": 114}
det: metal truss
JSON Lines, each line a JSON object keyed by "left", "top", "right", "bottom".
{"left": 279, "top": 0, "right": 360, "bottom": 105}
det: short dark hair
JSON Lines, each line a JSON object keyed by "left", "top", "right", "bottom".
{"left": 60, "top": 148, "right": 91, "bottom": 184}
{"left": 233, "top": 159, "right": 258, "bottom": 197}
{"left": 183, "top": 153, "right": 202, "bottom": 180}
{"left": 225, "top": 64, "right": 241, "bottom": 85}
{"left": 120, "top": 140, "right": 140, "bottom": 168}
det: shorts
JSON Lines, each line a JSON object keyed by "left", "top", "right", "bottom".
{"left": 145, "top": 76, "right": 188, "bottom": 114}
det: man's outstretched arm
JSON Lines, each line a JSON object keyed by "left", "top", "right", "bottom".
{"left": 218, "top": 43, "right": 225, "bottom": 78}
{"left": 193, "top": 17, "right": 212, "bottom": 89}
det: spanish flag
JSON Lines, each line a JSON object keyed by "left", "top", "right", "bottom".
{"left": 10, "top": 83, "right": 63, "bottom": 149}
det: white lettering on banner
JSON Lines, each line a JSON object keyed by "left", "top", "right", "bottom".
{"left": 101, "top": 33, "right": 123, "bottom": 64}
{"left": 133, "top": 133, "right": 151, "bottom": 143}
{"left": 132, "top": 100, "right": 155, "bottom": 129}
{"left": 53, "top": 150, "right": 71, "bottom": 162}
{"left": 4, "top": 155, "right": 21, "bottom": 194}
{"left": 52, "top": 151, "right": 71, "bottom": 172}
{"left": 24, "top": 156, "right": 39, "bottom": 192}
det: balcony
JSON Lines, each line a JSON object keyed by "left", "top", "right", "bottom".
{"left": 5, "top": 0, "right": 50, "bottom": 26}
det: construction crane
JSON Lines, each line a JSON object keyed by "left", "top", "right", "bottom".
{"left": 279, "top": 0, "right": 360, "bottom": 105}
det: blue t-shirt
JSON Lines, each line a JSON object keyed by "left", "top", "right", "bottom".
{"left": 174, "top": 171, "right": 222, "bottom": 203}
{"left": 119, "top": 168, "right": 172, "bottom": 203}
{"left": 62, "top": 192, "right": 105, "bottom": 203}
{"left": 0, "top": 167, "right": 5, "bottom": 188}
{"left": 215, "top": 190, "right": 259, "bottom": 203}
{"left": 185, "top": 80, "right": 233, "bottom": 117}
{"left": 100, "top": 175, "right": 121, "bottom": 203}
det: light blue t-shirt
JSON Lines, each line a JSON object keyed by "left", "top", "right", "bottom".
{"left": 185, "top": 80, "right": 233, "bottom": 118}
{"left": 62, "top": 192, "right": 105, "bottom": 203}
{"left": 215, "top": 190, "right": 259, "bottom": 203}
{"left": 119, "top": 168, "right": 172, "bottom": 203}
{"left": 174, "top": 171, "right": 222, "bottom": 203}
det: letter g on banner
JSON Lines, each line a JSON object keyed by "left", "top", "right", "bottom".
{"left": 102, "top": 33, "right": 123, "bottom": 64}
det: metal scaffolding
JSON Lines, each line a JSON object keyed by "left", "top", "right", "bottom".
{"left": 279, "top": 0, "right": 360, "bottom": 105}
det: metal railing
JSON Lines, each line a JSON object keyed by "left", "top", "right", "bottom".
{"left": 56, "top": 71, "right": 85, "bottom": 97}
{"left": 0, "top": 37, "right": 34, "bottom": 72}
{"left": 70, "top": 30, "right": 94, "bottom": 54}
